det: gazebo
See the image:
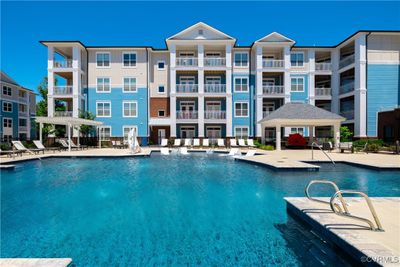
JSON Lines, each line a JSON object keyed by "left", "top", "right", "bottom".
{"left": 258, "top": 103, "right": 345, "bottom": 150}
{"left": 35, "top": 117, "right": 103, "bottom": 151}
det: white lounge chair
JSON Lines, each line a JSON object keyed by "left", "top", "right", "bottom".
{"left": 217, "top": 139, "right": 225, "bottom": 148}
{"left": 230, "top": 139, "right": 238, "bottom": 147}
{"left": 59, "top": 139, "right": 79, "bottom": 150}
{"left": 68, "top": 139, "right": 88, "bottom": 150}
{"left": 160, "top": 139, "right": 168, "bottom": 147}
{"left": 12, "top": 141, "right": 43, "bottom": 154}
{"left": 238, "top": 139, "right": 247, "bottom": 147}
{"left": 184, "top": 139, "right": 192, "bottom": 147}
{"left": 233, "top": 149, "right": 257, "bottom": 159}
{"left": 160, "top": 147, "right": 170, "bottom": 155}
{"left": 33, "top": 140, "right": 60, "bottom": 153}
{"left": 193, "top": 138, "right": 200, "bottom": 147}
{"left": 173, "top": 139, "right": 181, "bottom": 147}
{"left": 202, "top": 139, "right": 209, "bottom": 147}
{"left": 179, "top": 147, "right": 189, "bottom": 155}
{"left": 228, "top": 148, "right": 240, "bottom": 156}
{"left": 247, "top": 139, "right": 255, "bottom": 147}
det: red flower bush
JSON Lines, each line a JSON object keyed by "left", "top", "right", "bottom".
{"left": 288, "top": 133, "right": 307, "bottom": 147}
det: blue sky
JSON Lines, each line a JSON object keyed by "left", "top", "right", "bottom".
{"left": 1, "top": 1, "right": 399, "bottom": 95}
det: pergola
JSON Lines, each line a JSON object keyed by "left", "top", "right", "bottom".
{"left": 35, "top": 117, "right": 103, "bottom": 151}
{"left": 258, "top": 103, "right": 345, "bottom": 150}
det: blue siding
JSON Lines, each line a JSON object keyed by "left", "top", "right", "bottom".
{"left": 367, "top": 64, "right": 400, "bottom": 136}
{"left": 87, "top": 87, "right": 148, "bottom": 138}
{"left": 290, "top": 74, "right": 309, "bottom": 103}
{"left": 0, "top": 101, "right": 19, "bottom": 137}
{"left": 232, "top": 73, "right": 254, "bottom": 137}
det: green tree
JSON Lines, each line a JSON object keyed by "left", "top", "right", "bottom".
{"left": 79, "top": 111, "right": 96, "bottom": 137}
{"left": 340, "top": 126, "right": 353, "bottom": 142}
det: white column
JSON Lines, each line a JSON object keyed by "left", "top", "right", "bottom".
{"left": 334, "top": 122, "right": 340, "bottom": 148}
{"left": 198, "top": 44, "right": 204, "bottom": 68}
{"left": 67, "top": 123, "right": 71, "bottom": 152}
{"left": 308, "top": 126, "right": 314, "bottom": 144}
{"left": 198, "top": 96, "right": 204, "bottom": 137}
{"left": 226, "top": 96, "right": 232, "bottom": 137}
{"left": 256, "top": 95, "right": 263, "bottom": 137}
{"left": 48, "top": 95, "right": 54, "bottom": 117}
{"left": 47, "top": 46, "right": 54, "bottom": 70}
{"left": 354, "top": 34, "right": 367, "bottom": 137}
{"left": 170, "top": 44, "right": 176, "bottom": 68}
{"left": 226, "top": 44, "right": 232, "bottom": 68}
{"left": 276, "top": 125, "right": 281, "bottom": 151}
{"left": 308, "top": 50, "right": 315, "bottom": 105}
{"left": 72, "top": 70, "right": 80, "bottom": 118}
{"left": 284, "top": 46, "right": 291, "bottom": 104}
{"left": 72, "top": 46, "right": 81, "bottom": 69}
{"left": 331, "top": 49, "right": 340, "bottom": 114}
{"left": 170, "top": 96, "right": 177, "bottom": 137}
{"left": 39, "top": 123, "right": 43, "bottom": 143}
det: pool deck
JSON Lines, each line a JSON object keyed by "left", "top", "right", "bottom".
{"left": 285, "top": 197, "right": 400, "bottom": 266}
{"left": 0, "top": 258, "right": 72, "bottom": 267}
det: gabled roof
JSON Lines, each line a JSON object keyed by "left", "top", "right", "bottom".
{"left": 166, "top": 22, "right": 235, "bottom": 41}
{"left": 255, "top": 32, "right": 295, "bottom": 44}
{"left": 1, "top": 71, "right": 20, "bottom": 86}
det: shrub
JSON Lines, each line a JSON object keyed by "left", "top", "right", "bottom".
{"left": 340, "top": 126, "right": 353, "bottom": 142}
{"left": 253, "top": 140, "right": 274, "bottom": 150}
{"left": 367, "top": 143, "right": 381, "bottom": 153}
{"left": 288, "top": 134, "right": 306, "bottom": 147}
{"left": 0, "top": 144, "right": 11, "bottom": 151}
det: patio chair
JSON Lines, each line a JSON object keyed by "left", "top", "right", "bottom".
{"left": 193, "top": 138, "right": 200, "bottom": 147}
{"left": 173, "top": 139, "right": 181, "bottom": 147}
{"left": 230, "top": 139, "right": 239, "bottom": 147}
{"left": 0, "top": 148, "right": 18, "bottom": 158}
{"left": 160, "top": 147, "right": 170, "bottom": 155}
{"left": 227, "top": 148, "right": 240, "bottom": 156}
{"left": 58, "top": 139, "right": 79, "bottom": 150}
{"left": 247, "top": 139, "right": 255, "bottom": 147}
{"left": 339, "top": 142, "right": 353, "bottom": 153}
{"left": 112, "top": 141, "right": 125, "bottom": 149}
{"left": 238, "top": 139, "right": 247, "bottom": 147}
{"left": 202, "top": 139, "right": 209, "bottom": 147}
{"left": 12, "top": 141, "right": 44, "bottom": 154}
{"left": 217, "top": 139, "right": 225, "bottom": 148}
{"left": 68, "top": 139, "right": 88, "bottom": 150}
{"left": 160, "top": 139, "right": 168, "bottom": 147}
{"left": 33, "top": 140, "right": 60, "bottom": 153}
{"left": 184, "top": 139, "right": 192, "bottom": 147}
{"left": 179, "top": 147, "right": 189, "bottom": 155}
{"left": 233, "top": 149, "right": 257, "bottom": 159}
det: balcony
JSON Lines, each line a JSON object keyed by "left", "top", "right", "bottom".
{"left": 340, "top": 110, "right": 354, "bottom": 120}
{"left": 204, "top": 84, "right": 226, "bottom": 93}
{"left": 204, "top": 57, "right": 226, "bottom": 67}
{"left": 315, "top": 88, "right": 332, "bottom": 97}
{"left": 176, "top": 111, "right": 198, "bottom": 120}
{"left": 339, "top": 81, "right": 355, "bottom": 95}
{"left": 53, "top": 60, "right": 73, "bottom": 68}
{"left": 176, "top": 57, "right": 198, "bottom": 67}
{"left": 18, "top": 110, "right": 28, "bottom": 117}
{"left": 18, "top": 126, "right": 27, "bottom": 132}
{"left": 176, "top": 84, "right": 198, "bottom": 93}
{"left": 315, "top": 63, "right": 332, "bottom": 71}
{"left": 262, "top": 85, "right": 284, "bottom": 95}
{"left": 339, "top": 54, "right": 355, "bottom": 69}
{"left": 54, "top": 111, "right": 73, "bottom": 117}
{"left": 262, "top": 59, "right": 284, "bottom": 69}
{"left": 204, "top": 110, "right": 226, "bottom": 120}
{"left": 53, "top": 86, "right": 73, "bottom": 96}
{"left": 18, "top": 96, "right": 27, "bottom": 102}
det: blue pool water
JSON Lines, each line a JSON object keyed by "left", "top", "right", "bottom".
{"left": 1, "top": 153, "right": 399, "bottom": 266}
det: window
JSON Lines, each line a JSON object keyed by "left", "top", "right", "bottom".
{"left": 123, "top": 126, "right": 138, "bottom": 140}
{"left": 158, "top": 85, "right": 165, "bottom": 93}
{"left": 158, "top": 110, "right": 165, "bottom": 117}
{"left": 19, "top": 118, "right": 27, "bottom": 127}
{"left": 157, "top": 61, "right": 165, "bottom": 70}
{"left": 96, "top": 52, "right": 110, "bottom": 67}
{"left": 123, "top": 77, "right": 137, "bottom": 92}
{"left": 96, "top": 78, "right": 110, "bottom": 92}
{"left": 234, "top": 77, "right": 249, "bottom": 92}
{"left": 235, "top": 127, "right": 249, "bottom": 138}
{"left": 235, "top": 102, "right": 249, "bottom": 117}
{"left": 3, "top": 118, "right": 12, "bottom": 128}
{"left": 291, "top": 52, "right": 304, "bottom": 67}
{"left": 2, "top": 102, "right": 12, "bottom": 112}
{"left": 99, "top": 126, "right": 111, "bottom": 141}
{"left": 3, "top": 86, "right": 12, "bottom": 96}
{"left": 234, "top": 52, "right": 248, "bottom": 67}
{"left": 96, "top": 102, "right": 111, "bottom": 117}
{"left": 123, "top": 52, "right": 136, "bottom": 67}
{"left": 291, "top": 77, "right": 304, "bottom": 92}
{"left": 123, "top": 101, "right": 137, "bottom": 117}
{"left": 291, "top": 127, "right": 304, "bottom": 136}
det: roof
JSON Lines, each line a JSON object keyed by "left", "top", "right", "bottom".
{"left": 35, "top": 116, "right": 103, "bottom": 126}
{"left": 259, "top": 103, "right": 345, "bottom": 126}
{"left": 166, "top": 22, "right": 236, "bottom": 41}
{"left": 1, "top": 71, "right": 34, "bottom": 92}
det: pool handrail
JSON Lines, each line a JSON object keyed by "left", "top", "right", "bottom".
{"left": 311, "top": 142, "right": 335, "bottom": 165}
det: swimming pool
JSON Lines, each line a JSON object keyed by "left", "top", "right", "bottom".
{"left": 1, "top": 153, "right": 399, "bottom": 266}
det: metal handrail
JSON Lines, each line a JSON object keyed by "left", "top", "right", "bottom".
{"left": 330, "top": 190, "right": 384, "bottom": 231}
{"left": 311, "top": 142, "right": 335, "bottom": 165}
{"left": 305, "top": 180, "right": 349, "bottom": 214}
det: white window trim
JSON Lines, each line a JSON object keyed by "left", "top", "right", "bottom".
{"left": 2, "top": 86, "right": 12, "bottom": 96}
{"left": 122, "top": 51, "right": 137, "bottom": 68}
{"left": 96, "top": 52, "right": 111, "bottom": 68}
{"left": 122, "top": 100, "right": 138, "bottom": 118}
{"left": 122, "top": 77, "right": 137, "bottom": 93}
{"left": 157, "top": 84, "right": 166, "bottom": 94}
{"left": 234, "top": 126, "right": 249, "bottom": 138}
{"left": 99, "top": 126, "right": 112, "bottom": 140}
{"left": 290, "top": 127, "right": 305, "bottom": 135}
{"left": 2, "top": 101, "right": 12, "bottom": 112}
{"left": 234, "top": 77, "right": 249, "bottom": 93}
{"left": 157, "top": 60, "right": 166, "bottom": 70}
{"left": 234, "top": 52, "right": 249, "bottom": 67}
{"left": 205, "top": 76, "right": 222, "bottom": 83}
{"left": 179, "top": 100, "right": 195, "bottom": 112}
{"left": 96, "top": 101, "right": 112, "bottom": 117}
{"left": 234, "top": 101, "right": 249, "bottom": 118}
{"left": 291, "top": 77, "right": 305, "bottom": 92}
{"left": 157, "top": 109, "right": 166, "bottom": 117}
{"left": 3, "top": 117, "right": 13, "bottom": 128}
{"left": 96, "top": 77, "right": 111, "bottom": 93}
{"left": 122, "top": 125, "right": 138, "bottom": 139}
{"left": 291, "top": 52, "right": 305, "bottom": 67}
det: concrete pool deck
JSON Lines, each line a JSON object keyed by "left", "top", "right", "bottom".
{"left": 286, "top": 197, "right": 400, "bottom": 266}
{"left": 0, "top": 258, "right": 72, "bottom": 267}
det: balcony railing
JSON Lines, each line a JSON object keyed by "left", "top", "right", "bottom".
{"left": 18, "top": 96, "right": 27, "bottom": 102}
{"left": 339, "top": 54, "right": 355, "bottom": 69}
{"left": 18, "top": 126, "right": 27, "bottom": 132}
{"left": 315, "top": 87, "right": 332, "bottom": 96}
{"left": 204, "top": 57, "right": 226, "bottom": 67}
{"left": 340, "top": 110, "right": 354, "bottom": 120}
{"left": 53, "top": 86, "right": 73, "bottom": 95}
{"left": 176, "top": 111, "right": 198, "bottom": 119}
{"left": 262, "top": 59, "right": 284, "bottom": 68}
{"left": 315, "top": 63, "right": 332, "bottom": 71}
{"left": 262, "top": 85, "right": 284, "bottom": 95}
{"left": 53, "top": 60, "right": 73, "bottom": 68}
{"left": 204, "top": 110, "right": 226, "bottom": 120}
{"left": 204, "top": 84, "right": 226, "bottom": 93}
{"left": 18, "top": 111, "right": 28, "bottom": 117}
{"left": 176, "top": 57, "right": 198, "bottom": 67}
{"left": 54, "top": 111, "right": 73, "bottom": 117}
{"left": 176, "top": 84, "right": 198, "bottom": 93}
{"left": 339, "top": 81, "right": 355, "bottom": 94}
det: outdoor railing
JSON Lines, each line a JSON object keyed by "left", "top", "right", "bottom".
{"left": 315, "top": 87, "right": 332, "bottom": 96}
{"left": 339, "top": 54, "right": 355, "bottom": 69}
{"left": 204, "top": 84, "right": 226, "bottom": 93}
{"left": 53, "top": 86, "right": 73, "bottom": 95}
{"left": 54, "top": 111, "right": 73, "bottom": 117}
{"left": 315, "top": 63, "right": 332, "bottom": 71}
{"left": 18, "top": 111, "right": 28, "bottom": 117}
{"left": 18, "top": 96, "right": 27, "bottom": 102}
{"left": 339, "top": 81, "right": 355, "bottom": 94}
{"left": 262, "top": 85, "right": 284, "bottom": 95}
{"left": 53, "top": 60, "right": 73, "bottom": 68}
{"left": 262, "top": 59, "right": 284, "bottom": 68}
{"left": 176, "top": 57, "right": 198, "bottom": 67}
{"left": 176, "top": 84, "right": 198, "bottom": 93}
{"left": 204, "top": 57, "right": 226, "bottom": 67}
{"left": 176, "top": 111, "right": 198, "bottom": 119}
{"left": 204, "top": 110, "right": 226, "bottom": 120}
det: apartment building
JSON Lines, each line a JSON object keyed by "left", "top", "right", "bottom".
{"left": 0, "top": 71, "right": 36, "bottom": 141}
{"left": 41, "top": 23, "right": 400, "bottom": 145}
